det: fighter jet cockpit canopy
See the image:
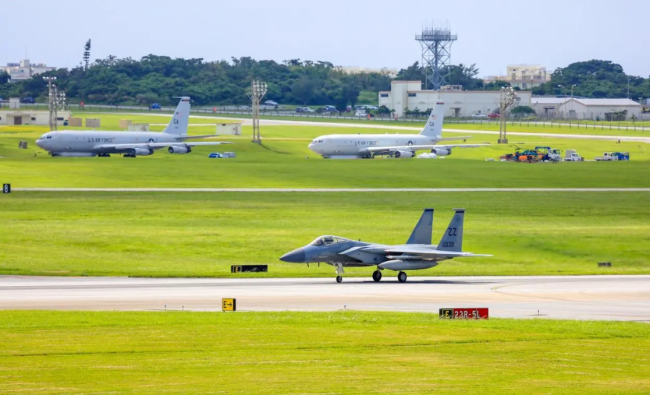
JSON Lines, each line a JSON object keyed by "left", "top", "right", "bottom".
{"left": 309, "top": 236, "right": 350, "bottom": 247}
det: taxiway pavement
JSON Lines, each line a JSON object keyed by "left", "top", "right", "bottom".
{"left": 1, "top": 275, "right": 648, "bottom": 322}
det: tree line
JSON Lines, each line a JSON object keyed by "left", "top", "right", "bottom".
{"left": 0, "top": 55, "right": 391, "bottom": 108}
{"left": 1, "top": 55, "right": 648, "bottom": 106}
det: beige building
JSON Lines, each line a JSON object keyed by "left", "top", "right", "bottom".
{"left": 484, "top": 65, "right": 550, "bottom": 89}
{"left": 379, "top": 80, "right": 532, "bottom": 117}
{"left": 532, "top": 97, "right": 642, "bottom": 119}
{"left": 342, "top": 66, "right": 398, "bottom": 78}
{"left": 0, "top": 110, "right": 71, "bottom": 125}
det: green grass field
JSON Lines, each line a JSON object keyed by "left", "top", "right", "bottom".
{"left": 1, "top": 192, "right": 648, "bottom": 277}
{"left": 1, "top": 111, "right": 649, "bottom": 277}
{"left": 0, "top": 311, "right": 648, "bottom": 394}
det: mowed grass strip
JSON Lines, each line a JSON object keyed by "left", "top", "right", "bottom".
{"left": 0, "top": 192, "right": 648, "bottom": 277}
{"left": 0, "top": 311, "right": 648, "bottom": 394}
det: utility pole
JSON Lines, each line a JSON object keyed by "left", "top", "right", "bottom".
{"left": 44, "top": 76, "right": 57, "bottom": 131}
{"left": 627, "top": 78, "right": 631, "bottom": 99}
{"left": 249, "top": 79, "right": 267, "bottom": 144}
{"left": 498, "top": 86, "right": 517, "bottom": 144}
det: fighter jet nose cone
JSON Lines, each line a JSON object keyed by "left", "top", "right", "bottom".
{"left": 280, "top": 248, "right": 306, "bottom": 263}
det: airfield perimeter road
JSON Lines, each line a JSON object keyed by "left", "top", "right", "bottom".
{"left": 134, "top": 112, "right": 650, "bottom": 143}
{"left": 1, "top": 275, "right": 648, "bottom": 322}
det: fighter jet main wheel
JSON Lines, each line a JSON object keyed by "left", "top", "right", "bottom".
{"left": 372, "top": 270, "right": 382, "bottom": 282}
{"left": 398, "top": 271, "right": 407, "bottom": 283}
{"left": 336, "top": 276, "right": 343, "bottom": 283}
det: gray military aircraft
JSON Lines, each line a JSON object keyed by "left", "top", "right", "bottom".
{"left": 280, "top": 209, "right": 490, "bottom": 283}
{"left": 35, "top": 97, "right": 230, "bottom": 157}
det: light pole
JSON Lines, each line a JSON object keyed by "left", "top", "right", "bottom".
{"left": 249, "top": 79, "right": 267, "bottom": 144}
{"left": 498, "top": 86, "right": 518, "bottom": 144}
{"left": 558, "top": 84, "right": 566, "bottom": 98}
{"left": 570, "top": 84, "right": 577, "bottom": 119}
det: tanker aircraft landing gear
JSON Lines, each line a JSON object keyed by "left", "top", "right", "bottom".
{"left": 398, "top": 271, "right": 408, "bottom": 283}
{"left": 335, "top": 263, "right": 344, "bottom": 283}
{"left": 372, "top": 270, "right": 382, "bottom": 282}
{"left": 97, "top": 153, "right": 111, "bottom": 157}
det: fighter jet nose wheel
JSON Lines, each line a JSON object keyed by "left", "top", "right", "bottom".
{"left": 372, "top": 270, "right": 382, "bottom": 282}
{"left": 398, "top": 271, "right": 407, "bottom": 283}
{"left": 336, "top": 276, "right": 343, "bottom": 283}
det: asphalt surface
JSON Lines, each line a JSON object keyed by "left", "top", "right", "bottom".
{"left": 1, "top": 275, "right": 648, "bottom": 322}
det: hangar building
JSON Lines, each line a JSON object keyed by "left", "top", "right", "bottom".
{"left": 379, "top": 81, "right": 532, "bottom": 117}
{"left": 532, "top": 97, "right": 642, "bottom": 119}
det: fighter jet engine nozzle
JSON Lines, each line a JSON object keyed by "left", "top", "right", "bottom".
{"left": 378, "top": 260, "right": 438, "bottom": 271}
{"left": 133, "top": 148, "right": 154, "bottom": 156}
{"left": 431, "top": 148, "right": 451, "bottom": 156}
{"left": 168, "top": 146, "right": 190, "bottom": 154}
{"left": 394, "top": 150, "right": 414, "bottom": 159}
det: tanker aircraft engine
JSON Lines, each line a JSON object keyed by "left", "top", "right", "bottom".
{"left": 279, "top": 209, "right": 491, "bottom": 283}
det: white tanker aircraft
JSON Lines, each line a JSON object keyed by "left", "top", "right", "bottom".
{"left": 35, "top": 97, "right": 230, "bottom": 157}
{"left": 308, "top": 101, "right": 485, "bottom": 159}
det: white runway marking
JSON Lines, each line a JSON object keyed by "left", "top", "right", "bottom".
{"left": 1, "top": 275, "right": 648, "bottom": 321}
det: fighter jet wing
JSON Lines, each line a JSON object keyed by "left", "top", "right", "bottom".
{"left": 93, "top": 142, "right": 231, "bottom": 150}
{"left": 385, "top": 247, "right": 492, "bottom": 258}
{"left": 366, "top": 144, "right": 487, "bottom": 153}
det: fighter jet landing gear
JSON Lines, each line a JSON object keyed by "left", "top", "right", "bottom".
{"left": 335, "top": 263, "right": 344, "bottom": 283}
{"left": 398, "top": 271, "right": 408, "bottom": 283}
{"left": 372, "top": 270, "right": 382, "bottom": 282}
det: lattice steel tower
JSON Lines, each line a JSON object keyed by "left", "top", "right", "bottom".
{"left": 415, "top": 24, "right": 457, "bottom": 90}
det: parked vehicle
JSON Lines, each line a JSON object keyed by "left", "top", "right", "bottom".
{"left": 470, "top": 113, "right": 487, "bottom": 118}
{"left": 150, "top": 103, "right": 161, "bottom": 110}
{"left": 208, "top": 152, "right": 223, "bottom": 158}
{"left": 296, "top": 107, "right": 314, "bottom": 113}
{"left": 20, "top": 97, "right": 35, "bottom": 104}
{"left": 595, "top": 152, "right": 630, "bottom": 161}
{"left": 323, "top": 105, "right": 338, "bottom": 113}
{"left": 563, "top": 149, "right": 584, "bottom": 162}
{"left": 222, "top": 152, "right": 236, "bottom": 158}
{"left": 487, "top": 113, "right": 500, "bottom": 119}
{"left": 264, "top": 100, "right": 278, "bottom": 106}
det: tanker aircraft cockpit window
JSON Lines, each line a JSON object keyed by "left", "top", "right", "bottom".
{"left": 310, "top": 236, "right": 349, "bottom": 247}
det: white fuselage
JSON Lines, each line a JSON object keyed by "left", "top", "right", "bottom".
{"left": 308, "top": 134, "right": 435, "bottom": 157}
{"left": 36, "top": 130, "right": 181, "bottom": 154}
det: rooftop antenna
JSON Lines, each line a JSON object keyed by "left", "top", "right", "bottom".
{"left": 415, "top": 21, "right": 457, "bottom": 90}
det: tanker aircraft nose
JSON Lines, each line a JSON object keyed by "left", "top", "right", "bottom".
{"left": 280, "top": 247, "right": 306, "bottom": 263}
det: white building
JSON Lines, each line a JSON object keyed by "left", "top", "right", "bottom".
{"left": 532, "top": 97, "right": 641, "bottom": 119}
{"left": 379, "top": 80, "right": 532, "bottom": 117}
{"left": 4, "top": 59, "right": 55, "bottom": 82}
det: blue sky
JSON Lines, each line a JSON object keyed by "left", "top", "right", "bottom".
{"left": 2, "top": 0, "right": 648, "bottom": 77}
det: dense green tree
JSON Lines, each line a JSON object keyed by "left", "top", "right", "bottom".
{"left": 0, "top": 71, "right": 10, "bottom": 85}
{"left": 532, "top": 60, "right": 648, "bottom": 99}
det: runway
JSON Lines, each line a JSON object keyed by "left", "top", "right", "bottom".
{"left": 12, "top": 188, "right": 650, "bottom": 192}
{"left": 1, "top": 275, "right": 648, "bottom": 322}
